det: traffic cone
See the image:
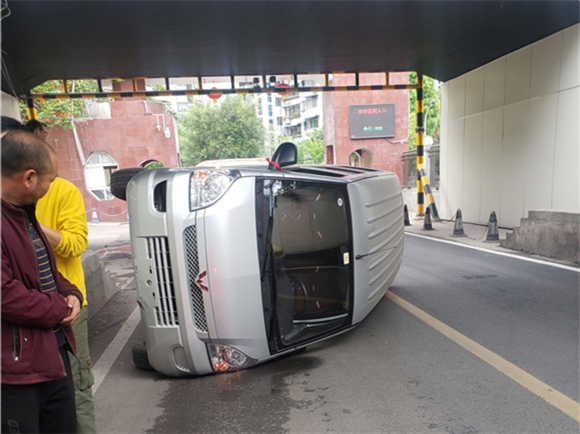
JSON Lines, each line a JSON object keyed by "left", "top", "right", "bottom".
{"left": 486, "top": 211, "right": 499, "bottom": 242}
{"left": 423, "top": 207, "right": 434, "bottom": 230}
{"left": 451, "top": 208, "right": 466, "bottom": 237}
{"left": 404, "top": 204, "right": 411, "bottom": 226}
{"left": 91, "top": 207, "right": 99, "bottom": 223}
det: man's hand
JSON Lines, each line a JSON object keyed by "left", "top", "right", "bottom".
{"left": 61, "top": 295, "right": 81, "bottom": 326}
{"left": 39, "top": 223, "right": 62, "bottom": 250}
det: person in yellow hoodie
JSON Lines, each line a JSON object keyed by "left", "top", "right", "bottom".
{"left": 36, "top": 176, "right": 96, "bottom": 434}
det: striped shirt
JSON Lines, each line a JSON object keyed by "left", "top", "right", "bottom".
{"left": 27, "top": 219, "right": 66, "bottom": 347}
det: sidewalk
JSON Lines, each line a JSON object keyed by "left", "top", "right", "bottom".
{"left": 86, "top": 222, "right": 131, "bottom": 253}
{"left": 404, "top": 215, "right": 579, "bottom": 269}
{"left": 83, "top": 222, "right": 133, "bottom": 318}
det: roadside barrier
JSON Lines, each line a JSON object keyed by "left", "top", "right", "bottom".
{"left": 87, "top": 208, "right": 129, "bottom": 223}
{"left": 451, "top": 208, "right": 466, "bottom": 237}
{"left": 423, "top": 207, "right": 434, "bottom": 230}
{"left": 486, "top": 211, "right": 499, "bottom": 242}
{"left": 404, "top": 204, "right": 411, "bottom": 226}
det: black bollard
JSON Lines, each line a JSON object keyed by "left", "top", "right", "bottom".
{"left": 486, "top": 211, "right": 499, "bottom": 241}
{"left": 423, "top": 207, "right": 434, "bottom": 230}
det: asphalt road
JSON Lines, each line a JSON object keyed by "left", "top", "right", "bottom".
{"left": 90, "top": 234, "right": 579, "bottom": 433}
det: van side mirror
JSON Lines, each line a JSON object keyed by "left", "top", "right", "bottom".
{"left": 268, "top": 142, "right": 297, "bottom": 170}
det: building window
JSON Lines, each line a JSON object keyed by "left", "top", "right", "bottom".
{"left": 85, "top": 151, "right": 119, "bottom": 201}
{"left": 267, "top": 94, "right": 272, "bottom": 102}
{"left": 276, "top": 97, "right": 281, "bottom": 107}
{"left": 258, "top": 106, "right": 262, "bottom": 116}
{"left": 284, "top": 104, "right": 300, "bottom": 118}
{"left": 277, "top": 117, "right": 283, "bottom": 126}
{"left": 268, "top": 109, "right": 273, "bottom": 117}
{"left": 285, "top": 125, "right": 301, "bottom": 137}
{"left": 269, "top": 119, "right": 274, "bottom": 126}
{"left": 305, "top": 117, "right": 319, "bottom": 130}
{"left": 303, "top": 96, "right": 318, "bottom": 110}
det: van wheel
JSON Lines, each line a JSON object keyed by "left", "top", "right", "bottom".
{"left": 132, "top": 340, "right": 154, "bottom": 371}
{"left": 110, "top": 168, "right": 146, "bottom": 201}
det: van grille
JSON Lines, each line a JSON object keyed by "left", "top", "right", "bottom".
{"left": 146, "top": 237, "right": 179, "bottom": 326}
{"left": 184, "top": 225, "right": 208, "bottom": 332}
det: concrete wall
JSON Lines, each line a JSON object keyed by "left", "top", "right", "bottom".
{"left": 2, "top": 91, "right": 21, "bottom": 120}
{"left": 440, "top": 24, "right": 579, "bottom": 228}
{"left": 500, "top": 210, "right": 580, "bottom": 263}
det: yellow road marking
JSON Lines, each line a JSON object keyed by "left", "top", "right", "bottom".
{"left": 386, "top": 291, "right": 580, "bottom": 422}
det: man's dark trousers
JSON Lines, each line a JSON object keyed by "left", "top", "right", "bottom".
{"left": 1, "top": 345, "right": 77, "bottom": 433}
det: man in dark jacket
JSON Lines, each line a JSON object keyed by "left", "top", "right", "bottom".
{"left": 1, "top": 130, "right": 84, "bottom": 433}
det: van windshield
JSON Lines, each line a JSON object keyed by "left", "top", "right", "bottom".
{"left": 259, "top": 179, "right": 353, "bottom": 352}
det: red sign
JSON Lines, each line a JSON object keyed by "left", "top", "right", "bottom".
{"left": 208, "top": 87, "right": 221, "bottom": 103}
{"left": 276, "top": 83, "right": 289, "bottom": 96}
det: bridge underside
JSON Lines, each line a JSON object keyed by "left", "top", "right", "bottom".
{"left": 2, "top": 1, "right": 578, "bottom": 95}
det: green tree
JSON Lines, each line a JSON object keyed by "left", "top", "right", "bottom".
{"left": 18, "top": 79, "right": 109, "bottom": 129}
{"left": 296, "top": 129, "right": 324, "bottom": 164}
{"left": 271, "top": 129, "right": 324, "bottom": 164}
{"left": 145, "top": 161, "right": 164, "bottom": 169}
{"left": 178, "top": 96, "right": 266, "bottom": 166}
{"left": 408, "top": 73, "right": 441, "bottom": 149}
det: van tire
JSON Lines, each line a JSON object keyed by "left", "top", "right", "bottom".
{"left": 110, "top": 168, "right": 146, "bottom": 201}
{"left": 132, "top": 340, "right": 154, "bottom": 371}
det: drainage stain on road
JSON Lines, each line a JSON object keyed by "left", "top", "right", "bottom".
{"left": 461, "top": 274, "right": 498, "bottom": 280}
{"left": 148, "top": 353, "right": 323, "bottom": 434}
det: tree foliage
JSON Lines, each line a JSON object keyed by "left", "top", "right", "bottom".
{"left": 18, "top": 80, "right": 109, "bottom": 129}
{"left": 272, "top": 128, "right": 324, "bottom": 164}
{"left": 408, "top": 73, "right": 441, "bottom": 149}
{"left": 178, "top": 96, "right": 266, "bottom": 167}
{"left": 296, "top": 129, "right": 324, "bottom": 164}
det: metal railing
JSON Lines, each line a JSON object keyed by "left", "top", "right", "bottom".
{"left": 402, "top": 145, "right": 439, "bottom": 190}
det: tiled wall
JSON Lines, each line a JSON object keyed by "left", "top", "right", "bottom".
{"left": 46, "top": 100, "right": 179, "bottom": 222}
{"left": 324, "top": 72, "right": 409, "bottom": 182}
{"left": 440, "top": 24, "right": 579, "bottom": 227}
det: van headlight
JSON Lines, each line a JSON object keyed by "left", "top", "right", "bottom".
{"left": 190, "top": 169, "right": 240, "bottom": 211}
{"left": 207, "top": 343, "right": 257, "bottom": 372}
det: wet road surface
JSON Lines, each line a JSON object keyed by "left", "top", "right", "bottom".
{"left": 90, "top": 234, "right": 579, "bottom": 433}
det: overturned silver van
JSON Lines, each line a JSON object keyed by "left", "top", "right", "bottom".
{"left": 116, "top": 144, "right": 404, "bottom": 376}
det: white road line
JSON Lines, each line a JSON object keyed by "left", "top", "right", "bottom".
{"left": 92, "top": 306, "right": 141, "bottom": 394}
{"left": 406, "top": 232, "right": 580, "bottom": 273}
